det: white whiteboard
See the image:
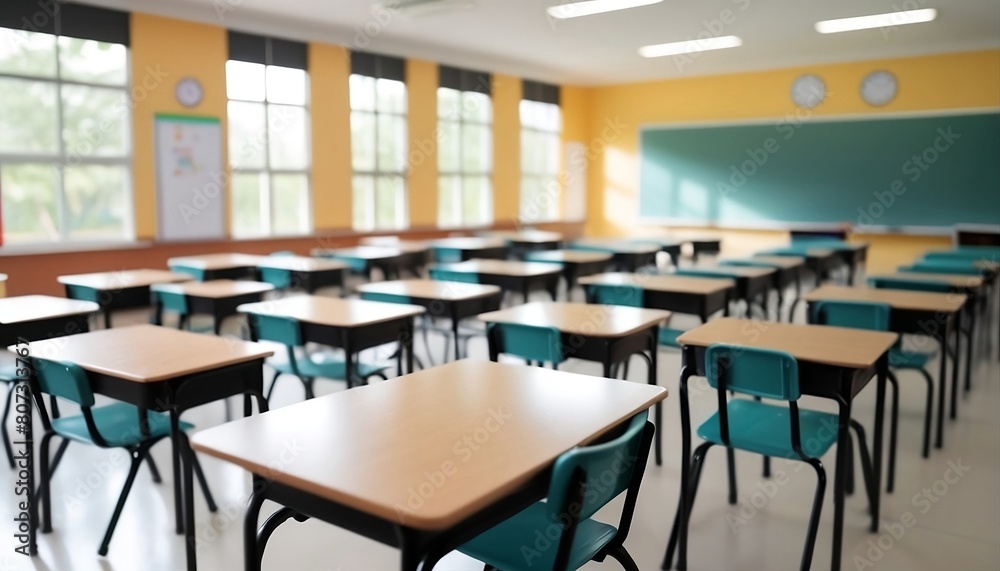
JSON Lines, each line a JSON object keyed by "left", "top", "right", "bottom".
{"left": 155, "top": 114, "right": 225, "bottom": 241}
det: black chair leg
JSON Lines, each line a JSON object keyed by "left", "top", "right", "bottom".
{"left": 849, "top": 420, "right": 877, "bottom": 520}
{"left": 800, "top": 459, "right": 827, "bottom": 570}
{"left": 663, "top": 442, "right": 712, "bottom": 570}
{"left": 303, "top": 377, "right": 316, "bottom": 400}
{"left": 726, "top": 447, "right": 737, "bottom": 504}
{"left": 99, "top": 449, "right": 144, "bottom": 556}
{"left": 39, "top": 433, "right": 55, "bottom": 533}
{"left": 844, "top": 433, "right": 855, "bottom": 495}
{"left": 622, "top": 356, "right": 631, "bottom": 380}
{"left": 1, "top": 383, "right": 15, "bottom": 468}
{"left": 886, "top": 371, "right": 900, "bottom": 493}
{"left": 180, "top": 432, "right": 217, "bottom": 512}
{"left": 265, "top": 371, "right": 281, "bottom": 401}
{"left": 607, "top": 545, "right": 640, "bottom": 571}
{"left": 50, "top": 439, "right": 70, "bottom": 476}
{"left": 919, "top": 368, "right": 934, "bottom": 458}
{"left": 146, "top": 454, "right": 163, "bottom": 484}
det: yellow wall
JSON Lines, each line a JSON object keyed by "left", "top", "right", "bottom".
{"left": 130, "top": 13, "right": 228, "bottom": 240}
{"left": 492, "top": 74, "right": 522, "bottom": 225}
{"left": 583, "top": 49, "right": 1000, "bottom": 271}
{"left": 406, "top": 59, "right": 439, "bottom": 228}
{"left": 310, "top": 43, "right": 353, "bottom": 230}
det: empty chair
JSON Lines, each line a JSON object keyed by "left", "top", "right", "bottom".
{"left": 152, "top": 288, "right": 213, "bottom": 333}
{"left": 488, "top": 322, "right": 564, "bottom": 368}
{"left": 249, "top": 313, "right": 388, "bottom": 399}
{"left": 458, "top": 411, "right": 654, "bottom": 571}
{"left": 663, "top": 344, "right": 875, "bottom": 571}
{"left": 29, "top": 357, "right": 216, "bottom": 555}
{"left": 258, "top": 267, "right": 293, "bottom": 290}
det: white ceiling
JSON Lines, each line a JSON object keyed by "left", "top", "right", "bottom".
{"left": 88, "top": 0, "right": 1000, "bottom": 85}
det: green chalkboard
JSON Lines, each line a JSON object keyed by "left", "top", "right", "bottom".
{"left": 639, "top": 111, "right": 1000, "bottom": 229}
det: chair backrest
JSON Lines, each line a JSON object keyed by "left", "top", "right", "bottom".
{"left": 433, "top": 247, "right": 464, "bottom": 264}
{"left": 31, "top": 358, "right": 95, "bottom": 407}
{"left": 491, "top": 323, "right": 562, "bottom": 364}
{"left": 333, "top": 255, "right": 369, "bottom": 273}
{"left": 810, "top": 300, "right": 890, "bottom": 331}
{"left": 868, "top": 277, "right": 951, "bottom": 293}
{"left": 588, "top": 283, "right": 643, "bottom": 307}
{"left": 903, "top": 262, "right": 980, "bottom": 276}
{"left": 705, "top": 344, "right": 799, "bottom": 401}
{"left": 429, "top": 268, "right": 478, "bottom": 284}
{"left": 171, "top": 265, "right": 207, "bottom": 281}
{"left": 250, "top": 313, "right": 302, "bottom": 346}
{"left": 360, "top": 291, "right": 411, "bottom": 305}
{"left": 64, "top": 284, "right": 100, "bottom": 303}
{"left": 546, "top": 411, "right": 649, "bottom": 523}
{"left": 259, "top": 267, "right": 293, "bottom": 289}
{"left": 154, "top": 289, "right": 189, "bottom": 314}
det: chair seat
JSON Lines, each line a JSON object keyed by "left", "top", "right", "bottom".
{"left": 268, "top": 351, "right": 387, "bottom": 380}
{"left": 697, "top": 399, "right": 838, "bottom": 459}
{"left": 658, "top": 327, "right": 684, "bottom": 348}
{"left": 889, "top": 348, "right": 932, "bottom": 369}
{"left": 52, "top": 402, "right": 192, "bottom": 448}
{"left": 459, "top": 501, "right": 617, "bottom": 571}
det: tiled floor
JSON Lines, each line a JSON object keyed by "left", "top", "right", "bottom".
{"left": 1, "top": 294, "right": 997, "bottom": 571}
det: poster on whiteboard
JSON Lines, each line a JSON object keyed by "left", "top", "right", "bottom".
{"left": 154, "top": 114, "right": 225, "bottom": 241}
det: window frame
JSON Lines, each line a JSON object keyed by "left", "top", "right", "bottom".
{"left": 437, "top": 80, "right": 493, "bottom": 229}
{"left": 0, "top": 31, "right": 135, "bottom": 247}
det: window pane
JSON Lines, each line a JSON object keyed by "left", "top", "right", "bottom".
{"left": 437, "top": 120, "right": 460, "bottom": 172}
{"left": 0, "top": 29, "right": 56, "bottom": 78}
{"left": 350, "top": 111, "right": 376, "bottom": 171}
{"left": 228, "top": 101, "right": 267, "bottom": 169}
{"left": 520, "top": 129, "right": 543, "bottom": 175}
{"left": 463, "top": 175, "right": 491, "bottom": 226}
{"left": 377, "top": 114, "right": 406, "bottom": 173}
{"left": 61, "top": 85, "right": 129, "bottom": 158}
{"left": 438, "top": 174, "right": 460, "bottom": 228}
{"left": 543, "top": 133, "right": 561, "bottom": 175}
{"left": 349, "top": 74, "right": 376, "bottom": 111}
{"left": 543, "top": 103, "right": 563, "bottom": 132}
{"left": 58, "top": 37, "right": 127, "bottom": 85}
{"left": 64, "top": 164, "right": 128, "bottom": 240}
{"left": 461, "top": 91, "right": 491, "bottom": 123}
{"left": 521, "top": 176, "right": 558, "bottom": 221}
{"left": 376, "top": 78, "right": 406, "bottom": 114}
{"left": 437, "top": 87, "right": 460, "bottom": 120}
{"left": 0, "top": 163, "right": 59, "bottom": 243}
{"left": 266, "top": 65, "right": 308, "bottom": 105}
{"left": 352, "top": 174, "right": 375, "bottom": 231}
{"left": 268, "top": 105, "right": 310, "bottom": 170}
{"left": 519, "top": 100, "right": 540, "bottom": 130}
{"left": 375, "top": 175, "right": 404, "bottom": 229}
{"left": 462, "top": 124, "right": 491, "bottom": 173}
{"left": 226, "top": 60, "right": 265, "bottom": 102}
{"left": 271, "top": 173, "right": 310, "bottom": 235}
{"left": 232, "top": 173, "right": 265, "bottom": 237}
{"left": 0, "top": 78, "right": 58, "bottom": 154}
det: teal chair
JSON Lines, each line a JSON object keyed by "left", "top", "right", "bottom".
{"left": 250, "top": 314, "right": 388, "bottom": 399}
{"left": 663, "top": 344, "right": 874, "bottom": 571}
{"left": 868, "top": 277, "right": 952, "bottom": 293}
{"left": 259, "top": 267, "right": 293, "bottom": 290}
{"left": 488, "top": 322, "right": 564, "bottom": 368}
{"left": 458, "top": 411, "right": 654, "bottom": 571}
{"left": 429, "top": 267, "right": 478, "bottom": 283}
{"left": 152, "top": 289, "right": 213, "bottom": 333}
{"left": 810, "top": 300, "right": 933, "bottom": 493}
{"left": 30, "top": 358, "right": 215, "bottom": 555}
{"left": 432, "top": 247, "right": 464, "bottom": 264}
{"left": 170, "top": 265, "right": 207, "bottom": 281}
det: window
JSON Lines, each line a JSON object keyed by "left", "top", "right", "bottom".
{"left": 226, "top": 31, "right": 311, "bottom": 238}
{"left": 350, "top": 51, "right": 407, "bottom": 231}
{"left": 520, "top": 80, "right": 562, "bottom": 223}
{"left": 0, "top": 2, "right": 132, "bottom": 245}
{"left": 438, "top": 66, "right": 492, "bottom": 228}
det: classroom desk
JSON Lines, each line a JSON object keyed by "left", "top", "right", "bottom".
{"left": 578, "top": 272, "right": 733, "bottom": 322}
{"left": 256, "top": 256, "right": 348, "bottom": 294}
{"left": 807, "top": 242, "right": 869, "bottom": 285}
{"left": 167, "top": 253, "right": 264, "bottom": 281}
{"left": 481, "top": 230, "right": 563, "bottom": 258}
{"left": 356, "top": 279, "right": 503, "bottom": 361}
{"left": 633, "top": 238, "right": 683, "bottom": 267}
{"left": 524, "top": 249, "right": 614, "bottom": 295}
{"left": 684, "top": 237, "right": 722, "bottom": 262}
{"left": 870, "top": 271, "right": 985, "bottom": 405}
{"left": 803, "top": 285, "right": 965, "bottom": 451}
{"left": 358, "top": 238, "right": 433, "bottom": 276}
{"left": 190, "top": 360, "right": 666, "bottom": 571}
{"left": 26, "top": 325, "right": 272, "bottom": 569}
{"left": 433, "top": 259, "right": 562, "bottom": 304}
{"left": 684, "top": 265, "right": 777, "bottom": 318}
{"left": 671, "top": 318, "right": 896, "bottom": 571}
{"left": 312, "top": 246, "right": 410, "bottom": 281}
{"left": 0, "top": 295, "right": 99, "bottom": 346}
{"left": 428, "top": 237, "right": 508, "bottom": 262}
{"left": 479, "top": 301, "right": 671, "bottom": 465}
{"left": 238, "top": 295, "right": 425, "bottom": 384}
{"left": 570, "top": 239, "right": 660, "bottom": 272}
{"left": 58, "top": 269, "right": 193, "bottom": 329}
{"left": 151, "top": 280, "right": 275, "bottom": 335}
{"left": 724, "top": 256, "right": 806, "bottom": 321}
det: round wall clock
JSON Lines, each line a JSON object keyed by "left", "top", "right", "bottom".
{"left": 861, "top": 71, "right": 898, "bottom": 107}
{"left": 791, "top": 74, "right": 826, "bottom": 109}
{"left": 175, "top": 77, "right": 204, "bottom": 108}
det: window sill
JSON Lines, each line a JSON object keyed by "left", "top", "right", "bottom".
{"left": 0, "top": 240, "right": 149, "bottom": 257}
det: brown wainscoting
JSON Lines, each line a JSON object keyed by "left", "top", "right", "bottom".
{"left": 0, "top": 221, "right": 585, "bottom": 297}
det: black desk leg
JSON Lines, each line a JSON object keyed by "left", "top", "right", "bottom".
{"left": 406, "top": 322, "right": 415, "bottom": 375}
{"left": 171, "top": 412, "right": 184, "bottom": 534}
{"left": 951, "top": 308, "right": 962, "bottom": 421}
{"left": 523, "top": 280, "right": 531, "bottom": 305}
{"left": 674, "top": 361, "right": 694, "bottom": 570}
{"left": 831, "top": 391, "right": 853, "bottom": 571}
{"left": 935, "top": 318, "right": 950, "bottom": 449}
{"left": 245, "top": 478, "right": 266, "bottom": 571}
{"left": 184, "top": 441, "right": 197, "bottom": 571}
{"left": 649, "top": 331, "right": 662, "bottom": 467}
{"left": 396, "top": 527, "right": 424, "bottom": 571}
{"left": 965, "top": 300, "right": 976, "bottom": 393}
{"left": 451, "top": 307, "right": 462, "bottom": 361}
{"left": 344, "top": 332, "right": 356, "bottom": 389}
{"left": 870, "top": 355, "right": 888, "bottom": 533}
{"left": 103, "top": 309, "right": 112, "bottom": 329}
